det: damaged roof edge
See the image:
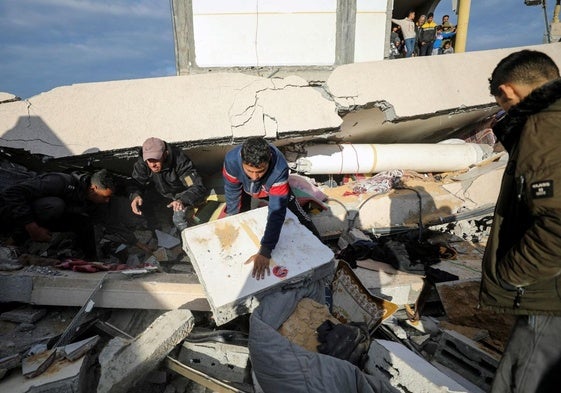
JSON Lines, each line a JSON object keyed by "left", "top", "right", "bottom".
{"left": 0, "top": 43, "right": 559, "bottom": 160}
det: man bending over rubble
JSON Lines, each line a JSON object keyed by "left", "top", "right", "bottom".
{"left": 223, "top": 137, "right": 320, "bottom": 280}
{"left": 481, "top": 50, "right": 561, "bottom": 393}
{"left": 130, "top": 137, "right": 208, "bottom": 232}
{"left": 0, "top": 169, "right": 114, "bottom": 259}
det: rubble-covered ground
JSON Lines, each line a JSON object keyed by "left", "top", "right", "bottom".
{"left": 0, "top": 150, "right": 508, "bottom": 393}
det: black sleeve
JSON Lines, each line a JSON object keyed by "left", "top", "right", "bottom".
{"left": 173, "top": 152, "right": 209, "bottom": 207}
{"left": 129, "top": 158, "right": 151, "bottom": 200}
{"left": 2, "top": 173, "right": 70, "bottom": 226}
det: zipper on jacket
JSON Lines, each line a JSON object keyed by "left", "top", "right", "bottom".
{"left": 250, "top": 181, "right": 255, "bottom": 196}
{"left": 513, "top": 286, "right": 525, "bottom": 309}
{"left": 517, "top": 175, "right": 525, "bottom": 202}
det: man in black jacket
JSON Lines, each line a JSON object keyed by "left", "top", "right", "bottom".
{"left": 0, "top": 169, "right": 115, "bottom": 259}
{"left": 130, "top": 137, "right": 208, "bottom": 231}
{"left": 481, "top": 50, "right": 561, "bottom": 393}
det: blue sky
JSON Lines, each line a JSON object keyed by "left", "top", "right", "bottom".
{"left": 0, "top": 0, "right": 557, "bottom": 99}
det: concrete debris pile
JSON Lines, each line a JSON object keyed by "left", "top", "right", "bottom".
{"left": 0, "top": 145, "right": 511, "bottom": 392}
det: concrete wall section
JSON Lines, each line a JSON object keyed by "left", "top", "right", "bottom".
{"left": 0, "top": 73, "right": 341, "bottom": 158}
{"left": 1, "top": 43, "right": 559, "bottom": 160}
{"left": 327, "top": 43, "right": 561, "bottom": 118}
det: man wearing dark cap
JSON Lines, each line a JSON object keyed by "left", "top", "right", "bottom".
{"left": 130, "top": 137, "right": 208, "bottom": 231}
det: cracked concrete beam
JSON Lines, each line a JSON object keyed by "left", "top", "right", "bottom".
{"left": 326, "top": 43, "right": 561, "bottom": 120}
{"left": 0, "top": 72, "right": 341, "bottom": 159}
{"left": 230, "top": 75, "right": 341, "bottom": 140}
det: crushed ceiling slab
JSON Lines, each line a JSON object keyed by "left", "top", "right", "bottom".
{"left": 0, "top": 73, "right": 341, "bottom": 158}
{"left": 2, "top": 43, "right": 559, "bottom": 160}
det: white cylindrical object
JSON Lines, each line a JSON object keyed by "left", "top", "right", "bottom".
{"left": 294, "top": 143, "right": 490, "bottom": 175}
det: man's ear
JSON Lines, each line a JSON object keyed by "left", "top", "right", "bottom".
{"left": 498, "top": 83, "right": 516, "bottom": 101}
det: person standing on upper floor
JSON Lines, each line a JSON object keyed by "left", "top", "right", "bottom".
{"left": 432, "top": 25, "right": 456, "bottom": 55}
{"left": 441, "top": 14, "right": 454, "bottom": 33}
{"left": 388, "top": 24, "right": 403, "bottom": 59}
{"left": 419, "top": 12, "right": 437, "bottom": 56}
{"left": 391, "top": 10, "right": 416, "bottom": 58}
{"left": 130, "top": 137, "right": 208, "bottom": 232}
{"left": 414, "top": 14, "right": 426, "bottom": 57}
{"left": 441, "top": 40, "right": 454, "bottom": 55}
{"left": 481, "top": 49, "right": 561, "bottom": 393}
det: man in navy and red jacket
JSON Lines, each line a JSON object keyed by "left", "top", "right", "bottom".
{"left": 223, "top": 137, "right": 319, "bottom": 280}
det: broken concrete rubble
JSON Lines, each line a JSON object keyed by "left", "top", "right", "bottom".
{"left": 4, "top": 45, "right": 561, "bottom": 393}
{"left": 97, "top": 309, "right": 194, "bottom": 393}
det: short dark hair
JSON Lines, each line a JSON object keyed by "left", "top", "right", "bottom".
{"left": 489, "top": 50, "right": 560, "bottom": 96}
{"left": 241, "top": 137, "right": 272, "bottom": 167}
{"left": 91, "top": 169, "right": 115, "bottom": 191}
{"left": 443, "top": 14, "right": 449, "bottom": 18}
{"left": 427, "top": 12, "right": 434, "bottom": 18}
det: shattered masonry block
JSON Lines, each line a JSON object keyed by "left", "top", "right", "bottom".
{"left": 0, "top": 307, "right": 47, "bottom": 324}
{"left": 97, "top": 309, "right": 194, "bottom": 393}
{"left": 337, "top": 227, "right": 372, "bottom": 250}
{"left": 0, "top": 275, "right": 33, "bottom": 303}
{"left": 62, "top": 335, "right": 100, "bottom": 361}
{"left": 153, "top": 247, "right": 168, "bottom": 262}
{"left": 178, "top": 341, "right": 250, "bottom": 383}
{"left": 365, "top": 339, "right": 473, "bottom": 393}
{"left": 433, "top": 329, "right": 498, "bottom": 392}
{"left": 156, "top": 229, "right": 180, "bottom": 249}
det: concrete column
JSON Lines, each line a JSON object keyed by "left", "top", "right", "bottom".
{"left": 335, "top": 0, "right": 357, "bottom": 64}
{"left": 550, "top": 1, "right": 561, "bottom": 42}
{"left": 454, "top": 0, "right": 471, "bottom": 53}
{"left": 171, "top": 0, "right": 195, "bottom": 75}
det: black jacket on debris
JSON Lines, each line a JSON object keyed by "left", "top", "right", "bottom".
{"left": 0, "top": 172, "right": 93, "bottom": 228}
{"left": 480, "top": 78, "right": 561, "bottom": 315}
{"left": 130, "top": 143, "right": 208, "bottom": 208}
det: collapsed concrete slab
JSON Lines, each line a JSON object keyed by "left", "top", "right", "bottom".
{"left": 0, "top": 270, "right": 209, "bottom": 311}
{"left": 0, "top": 73, "right": 341, "bottom": 159}
{"left": 366, "top": 339, "right": 476, "bottom": 393}
{"left": 97, "top": 309, "right": 195, "bottom": 393}
{"left": 1, "top": 43, "right": 559, "bottom": 170}
{"left": 325, "top": 43, "right": 561, "bottom": 143}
